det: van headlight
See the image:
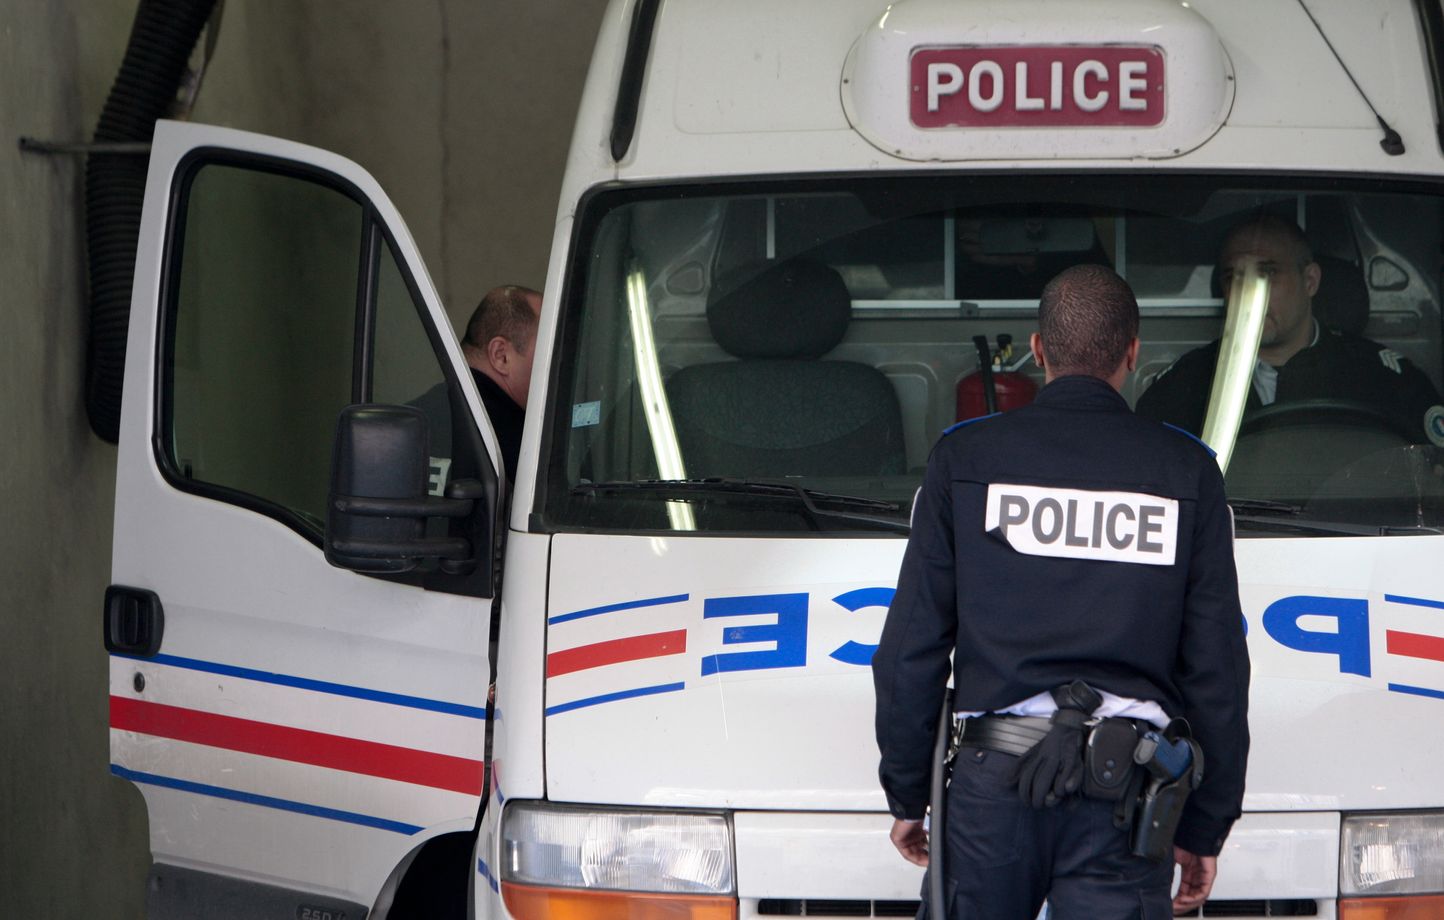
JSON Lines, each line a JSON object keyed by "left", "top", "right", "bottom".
{"left": 500, "top": 802, "right": 735, "bottom": 920}
{"left": 1341, "top": 812, "right": 1444, "bottom": 896}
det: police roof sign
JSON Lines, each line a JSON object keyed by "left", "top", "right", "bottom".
{"left": 841, "top": 0, "right": 1232, "bottom": 161}
{"left": 911, "top": 47, "right": 1165, "bottom": 129}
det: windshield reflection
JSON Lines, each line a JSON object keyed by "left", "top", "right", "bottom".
{"left": 550, "top": 183, "right": 1444, "bottom": 536}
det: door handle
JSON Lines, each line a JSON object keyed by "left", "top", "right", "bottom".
{"left": 103, "top": 585, "right": 165, "bottom": 657}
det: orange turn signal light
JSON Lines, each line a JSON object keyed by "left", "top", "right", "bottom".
{"left": 1339, "top": 895, "right": 1444, "bottom": 919}
{"left": 501, "top": 882, "right": 737, "bottom": 920}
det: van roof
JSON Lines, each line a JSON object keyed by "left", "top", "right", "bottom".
{"left": 560, "top": 0, "right": 1443, "bottom": 204}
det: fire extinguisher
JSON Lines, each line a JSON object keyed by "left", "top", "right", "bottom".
{"left": 956, "top": 334, "right": 1039, "bottom": 421}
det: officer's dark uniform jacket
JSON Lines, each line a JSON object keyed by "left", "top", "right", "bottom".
{"left": 873, "top": 375, "right": 1251, "bottom": 857}
{"left": 1135, "top": 323, "right": 1443, "bottom": 442}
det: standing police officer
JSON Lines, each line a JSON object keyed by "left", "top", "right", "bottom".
{"left": 874, "top": 265, "right": 1250, "bottom": 918}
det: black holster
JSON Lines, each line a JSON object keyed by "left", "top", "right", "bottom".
{"left": 1130, "top": 771, "right": 1192, "bottom": 862}
{"left": 1128, "top": 725, "right": 1205, "bottom": 863}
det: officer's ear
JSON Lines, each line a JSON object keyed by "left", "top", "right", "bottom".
{"left": 486, "top": 334, "right": 515, "bottom": 376}
{"left": 1303, "top": 260, "right": 1321, "bottom": 298}
{"left": 1030, "top": 332, "right": 1046, "bottom": 369}
{"left": 1125, "top": 337, "right": 1140, "bottom": 373}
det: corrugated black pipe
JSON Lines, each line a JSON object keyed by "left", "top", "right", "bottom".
{"left": 85, "top": 0, "right": 217, "bottom": 443}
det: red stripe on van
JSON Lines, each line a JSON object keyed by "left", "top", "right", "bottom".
{"left": 1386, "top": 630, "right": 1444, "bottom": 663}
{"left": 109, "top": 696, "right": 482, "bottom": 796}
{"left": 547, "top": 629, "right": 688, "bottom": 677}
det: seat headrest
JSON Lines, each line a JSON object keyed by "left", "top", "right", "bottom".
{"left": 707, "top": 259, "right": 851, "bottom": 359}
{"left": 1309, "top": 255, "right": 1369, "bottom": 336}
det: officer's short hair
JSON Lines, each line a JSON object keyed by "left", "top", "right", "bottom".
{"left": 1222, "top": 214, "right": 1313, "bottom": 269}
{"left": 465, "top": 285, "right": 540, "bottom": 354}
{"left": 1037, "top": 265, "right": 1139, "bottom": 379}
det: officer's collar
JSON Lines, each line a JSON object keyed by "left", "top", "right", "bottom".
{"left": 1034, "top": 374, "right": 1130, "bottom": 411}
{"left": 1259, "top": 318, "right": 1324, "bottom": 371}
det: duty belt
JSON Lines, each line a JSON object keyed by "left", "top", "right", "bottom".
{"left": 954, "top": 713, "right": 1153, "bottom": 759}
{"left": 954, "top": 714, "right": 1053, "bottom": 757}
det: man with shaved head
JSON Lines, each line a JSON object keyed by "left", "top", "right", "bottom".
{"left": 874, "top": 265, "right": 1249, "bottom": 918}
{"left": 1137, "top": 215, "right": 1443, "bottom": 443}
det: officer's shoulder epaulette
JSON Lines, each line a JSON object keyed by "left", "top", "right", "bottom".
{"left": 1322, "top": 326, "right": 1409, "bottom": 375}
{"left": 940, "top": 412, "right": 999, "bottom": 438}
{"left": 1160, "top": 422, "right": 1216, "bottom": 458}
{"left": 1377, "top": 346, "right": 1407, "bottom": 375}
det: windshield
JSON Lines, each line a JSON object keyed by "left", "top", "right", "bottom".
{"left": 542, "top": 175, "right": 1444, "bottom": 536}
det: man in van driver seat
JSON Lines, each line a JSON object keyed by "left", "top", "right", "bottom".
{"left": 1136, "top": 215, "right": 1444, "bottom": 444}
{"left": 874, "top": 265, "right": 1250, "bottom": 918}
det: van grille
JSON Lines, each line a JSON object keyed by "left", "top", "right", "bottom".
{"left": 757, "top": 900, "right": 919, "bottom": 917}
{"left": 755, "top": 899, "right": 1319, "bottom": 918}
{"left": 1188, "top": 902, "right": 1319, "bottom": 917}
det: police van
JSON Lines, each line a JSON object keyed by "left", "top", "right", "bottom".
{"left": 106, "top": 0, "right": 1444, "bottom": 917}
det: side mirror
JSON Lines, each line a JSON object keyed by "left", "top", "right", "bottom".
{"left": 325, "top": 405, "right": 488, "bottom": 576}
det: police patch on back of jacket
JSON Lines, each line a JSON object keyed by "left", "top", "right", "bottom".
{"left": 985, "top": 483, "right": 1179, "bottom": 566}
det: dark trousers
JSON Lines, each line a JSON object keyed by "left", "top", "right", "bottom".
{"left": 922, "top": 749, "right": 1175, "bottom": 920}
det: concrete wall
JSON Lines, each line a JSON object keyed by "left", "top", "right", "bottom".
{"left": 191, "top": 0, "right": 608, "bottom": 321}
{"left": 1, "top": 3, "right": 149, "bottom": 915}
{"left": 0, "top": 1, "right": 607, "bottom": 915}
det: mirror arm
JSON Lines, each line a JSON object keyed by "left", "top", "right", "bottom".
{"left": 324, "top": 402, "right": 492, "bottom": 584}
{"left": 329, "top": 536, "right": 472, "bottom": 561}
{"left": 329, "top": 478, "right": 487, "bottom": 573}
{"left": 332, "top": 493, "right": 474, "bottom": 519}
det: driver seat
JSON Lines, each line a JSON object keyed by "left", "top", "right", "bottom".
{"left": 1309, "top": 254, "right": 1369, "bottom": 335}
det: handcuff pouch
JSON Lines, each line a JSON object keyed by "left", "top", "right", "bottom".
{"left": 1084, "top": 718, "right": 1141, "bottom": 801}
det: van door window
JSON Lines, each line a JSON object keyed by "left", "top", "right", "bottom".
{"left": 166, "top": 162, "right": 362, "bottom": 533}
{"left": 161, "top": 159, "right": 490, "bottom": 551}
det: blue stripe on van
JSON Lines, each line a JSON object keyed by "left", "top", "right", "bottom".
{"left": 110, "top": 764, "right": 424, "bottom": 834}
{"left": 477, "top": 858, "right": 501, "bottom": 893}
{"left": 111, "top": 652, "right": 486, "bottom": 719}
{"left": 544, "top": 682, "right": 686, "bottom": 716}
{"left": 1384, "top": 593, "right": 1444, "bottom": 611}
{"left": 1388, "top": 683, "right": 1444, "bottom": 701}
{"left": 547, "top": 594, "right": 689, "bottom": 625}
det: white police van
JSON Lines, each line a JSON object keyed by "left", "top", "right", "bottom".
{"left": 107, "top": 1, "right": 1444, "bottom": 917}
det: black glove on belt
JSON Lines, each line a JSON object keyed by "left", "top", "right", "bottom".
{"left": 1012, "top": 707, "right": 1089, "bottom": 808}
{"left": 1012, "top": 680, "right": 1102, "bottom": 808}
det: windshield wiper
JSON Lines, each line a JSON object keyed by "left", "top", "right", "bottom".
{"left": 1227, "top": 498, "right": 1444, "bottom": 535}
{"left": 573, "top": 478, "right": 910, "bottom": 533}
{"left": 1232, "top": 513, "right": 1444, "bottom": 536}
{"left": 1232, "top": 514, "right": 1379, "bottom": 536}
{"left": 1227, "top": 498, "right": 1303, "bottom": 516}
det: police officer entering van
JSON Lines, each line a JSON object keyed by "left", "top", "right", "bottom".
{"left": 874, "top": 265, "right": 1250, "bottom": 918}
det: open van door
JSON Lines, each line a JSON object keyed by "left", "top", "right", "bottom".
{"left": 106, "top": 120, "right": 499, "bottom": 917}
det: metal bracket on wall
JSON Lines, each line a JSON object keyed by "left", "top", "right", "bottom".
{"left": 17, "top": 138, "right": 151, "bottom": 155}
